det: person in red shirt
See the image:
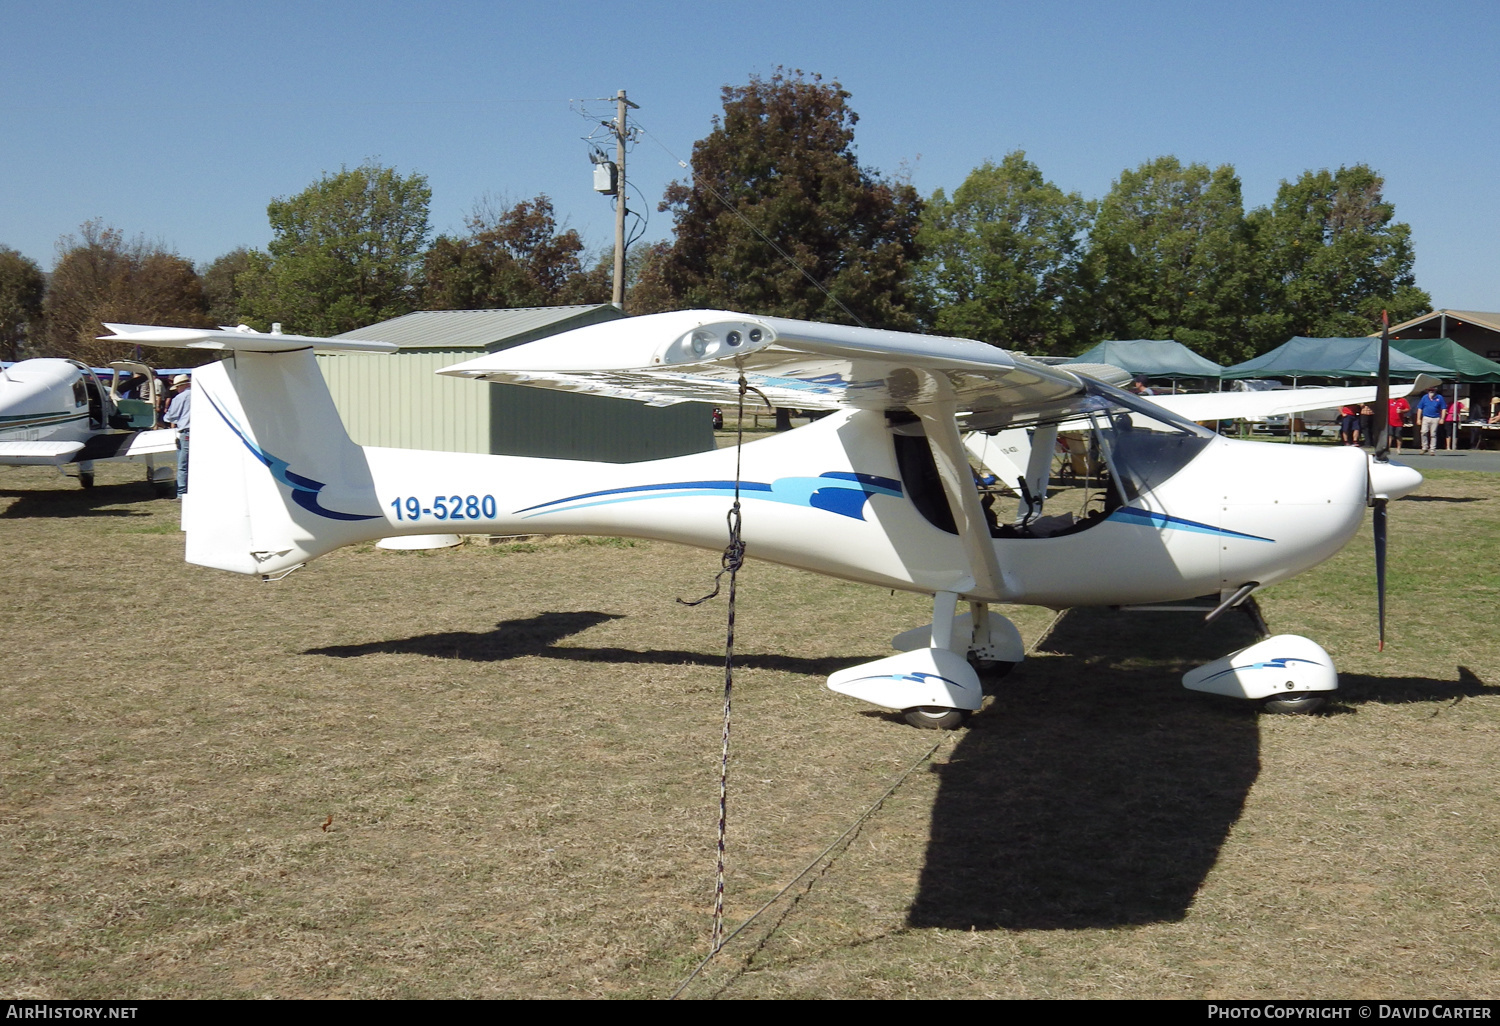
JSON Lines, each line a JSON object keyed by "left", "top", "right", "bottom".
{"left": 1387, "top": 395, "right": 1411, "bottom": 452}
{"left": 1339, "top": 405, "right": 1361, "bottom": 445}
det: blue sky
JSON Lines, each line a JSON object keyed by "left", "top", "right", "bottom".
{"left": 3, "top": 1, "right": 1496, "bottom": 310}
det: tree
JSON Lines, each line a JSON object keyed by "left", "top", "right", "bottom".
{"left": 0, "top": 246, "right": 45, "bottom": 362}
{"left": 621, "top": 240, "right": 676, "bottom": 315}
{"left": 1247, "top": 165, "right": 1429, "bottom": 346}
{"left": 238, "top": 162, "right": 431, "bottom": 335}
{"left": 915, "top": 152, "right": 1092, "bottom": 353}
{"left": 201, "top": 247, "right": 254, "bottom": 327}
{"left": 654, "top": 69, "right": 923, "bottom": 329}
{"left": 1084, "top": 157, "right": 1255, "bottom": 362}
{"left": 42, "top": 220, "right": 212, "bottom": 365}
{"left": 423, "top": 196, "right": 609, "bottom": 310}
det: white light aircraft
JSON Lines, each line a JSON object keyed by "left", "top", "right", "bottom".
{"left": 0, "top": 357, "right": 178, "bottom": 492}
{"left": 101, "top": 312, "right": 1425, "bottom": 726}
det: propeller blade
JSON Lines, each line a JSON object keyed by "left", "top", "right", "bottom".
{"left": 1374, "top": 310, "right": 1391, "bottom": 463}
{"left": 1373, "top": 497, "right": 1388, "bottom": 652}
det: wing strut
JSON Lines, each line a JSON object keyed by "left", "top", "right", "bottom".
{"left": 913, "top": 399, "right": 1006, "bottom": 602}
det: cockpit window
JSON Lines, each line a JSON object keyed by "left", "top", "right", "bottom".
{"left": 955, "top": 382, "right": 1215, "bottom": 537}
{"left": 1091, "top": 409, "right": 1214, "bottom": 502}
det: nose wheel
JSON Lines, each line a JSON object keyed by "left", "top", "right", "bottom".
{"left": 903, "top": 706, "right": 969, "bottom": 730}
{"left": 1261, "top": 693, "right": 1327, "bottom": 715}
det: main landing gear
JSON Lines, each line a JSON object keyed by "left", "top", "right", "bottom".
{"left": 827, "top": 593, "right": 1026, "bottom": 730}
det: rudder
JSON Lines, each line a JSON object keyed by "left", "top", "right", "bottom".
{"left": 185, "top": 350, "right": 387, "bottom": 575}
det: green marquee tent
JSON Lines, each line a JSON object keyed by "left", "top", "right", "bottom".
{"left": 1067, "top": 339, "right": 1224, "bottom": 379}
{"left": 1222, "top": 337, "right": 1447, "bottom": 380}
{"left": 1390, "top": 338, "right": 1500, "bottom": 383}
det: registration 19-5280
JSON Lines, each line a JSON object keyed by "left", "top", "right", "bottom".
{"left": 389, "top": 495, "right": 498, "bottom": 522}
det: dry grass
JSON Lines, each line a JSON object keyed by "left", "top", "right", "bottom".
{"left": 1, "top": 460, "right": 1497, "bottom": 999}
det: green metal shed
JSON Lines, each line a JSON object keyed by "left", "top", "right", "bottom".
{"left": 317, "top": 306, "right": 713, "bottom": 462}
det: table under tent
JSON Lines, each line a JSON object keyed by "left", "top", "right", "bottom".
{"left": 1388, "top": 338, "right": 1500, "bottom": 449}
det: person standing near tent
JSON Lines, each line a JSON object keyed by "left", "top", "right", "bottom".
{"left": 1415, "top": 384, "right": 1447, "bottom": 454}
{"left": 1387, "top": 394, "right": 1411, "bottom": 452}
{"left": 1442, "top": 396, "right": 1468, "bottom": 449}
{"left": 1339, "top": 404, "right": 1361, "bottom": 445}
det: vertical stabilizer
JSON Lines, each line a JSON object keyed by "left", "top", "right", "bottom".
{"left": 184, "top": 350, "right": 386, "bottom": 575}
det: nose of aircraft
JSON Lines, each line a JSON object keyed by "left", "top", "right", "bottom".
{"left": 1368, "top": 456, "right": 1423, "bottom": 501}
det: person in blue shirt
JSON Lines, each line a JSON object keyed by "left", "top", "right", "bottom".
{"left": 164, "top": 374, "right": 191, "bottom": 496}
{"left": 1414, "top": 385, "right": 1448, "bottom": 454}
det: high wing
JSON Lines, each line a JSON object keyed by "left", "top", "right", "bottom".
{"left": 445, "top": 309, "right": 1128, "bottom": 602}
{"left": 1144, "top": 375, "right": 1441, "bottom": 423}
{"left": 99, "top": 323, "right": 397, "bottom": 354}
{"left": 438, "top": 310, "right": 1114, "bottom": 430}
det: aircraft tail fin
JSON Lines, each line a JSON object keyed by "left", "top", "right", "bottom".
{"left": 184, "top": 349, "right": 388, "bottom": 576}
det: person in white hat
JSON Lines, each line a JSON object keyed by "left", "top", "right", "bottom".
{"left": 164, "top": 374, "right": 191, "bottom": 496}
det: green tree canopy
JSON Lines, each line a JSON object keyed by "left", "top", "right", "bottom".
{"left": 201, "top": 247, "right": 253, "bottom": 327}
{"left": 423, "top": 196, "right": 609, "bottom": 310}
{"left": 654, "top": 69, "right": 923, "bottom": 328}
{"left": 1247, "top": 164, "right": 1429, "bottom": 345}
{"left": 238, "top": 162, "right": 431, "bottom": 335}
{"left": 1085, "top": 156, "right": 1255, "bottom": 362}
{"left": 915, "top": 152, "right": 1092, "bottom": 353}
{"left": 42, "top": 220, "right": 212, "bottom": 365}
{"left": 0, "top": 246, "right": 46, "bottom": 362}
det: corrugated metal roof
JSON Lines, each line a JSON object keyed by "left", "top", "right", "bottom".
{"left": 1384, "top": 309, "right": 1500, "bottom": 336}
{"left": 333, "top": 305, "right": 623, "bottom": 351}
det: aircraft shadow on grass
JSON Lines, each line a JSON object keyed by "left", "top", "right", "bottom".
{"left": 306, "top": 610, "right": 854, "bottom": 678}
{"left": 905, "top": 607, "right": 1499, "bottom": 932}
{"left": 0, "top": 482, "right": 156, "bottom": 519}
{"left": 309, "top": 606, "right": 1497, "bottom": 933}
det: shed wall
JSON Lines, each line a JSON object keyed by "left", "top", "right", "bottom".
{"left": 488, "top": 385, "right": 712, "bottom": 462}
{"left": 316, "top": 350, "right": 491, "bottom": 453}
{"left": 317, "top": 350, "right": 714, "bottom": 460}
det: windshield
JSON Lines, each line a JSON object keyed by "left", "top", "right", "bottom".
{"left": 1076, "top": 383, "right": 1215, "bottom": 502}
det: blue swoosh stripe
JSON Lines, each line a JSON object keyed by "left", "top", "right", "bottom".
{"left": 1199, "top": 656, "right": 1324, "bottom": 685}
{"left": 518, "top": 473, "right": 903, "bottom": 521}
{"left": 1110, "top": 506, "right": 1273, "bottom": 543}
{"left": 204, "top": 391, "right": 379, "bottom": 522}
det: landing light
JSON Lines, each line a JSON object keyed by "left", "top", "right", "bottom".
{"left": 691, "top": 330, "right": 715, "bottom": 357}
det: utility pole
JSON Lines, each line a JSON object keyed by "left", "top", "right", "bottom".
{"left": 611, "top": 89, "right": 638, "bottom": 310}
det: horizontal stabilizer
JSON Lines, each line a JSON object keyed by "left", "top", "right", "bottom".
{"left": 99, "top": 323, "right": 397, "bottom": 354}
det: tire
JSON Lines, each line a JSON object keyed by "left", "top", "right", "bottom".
{"left": 151, "top": 481, "right": 177, "bottom": 499}
{"left": 970, "top": 657, "right": 1016, "bottom": 678}
{"left": 1262, "top": 693, "right": 1327, "bottom": 715}
{"left": 78, "top": 472, "right": 94, "bottom": 490}
{"left": 903, "top": 706, "right": 969, "bottom": 730}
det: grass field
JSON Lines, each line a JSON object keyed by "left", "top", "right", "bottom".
{"left": 1, "top": 458, "right": 1497, "bottom": 999}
